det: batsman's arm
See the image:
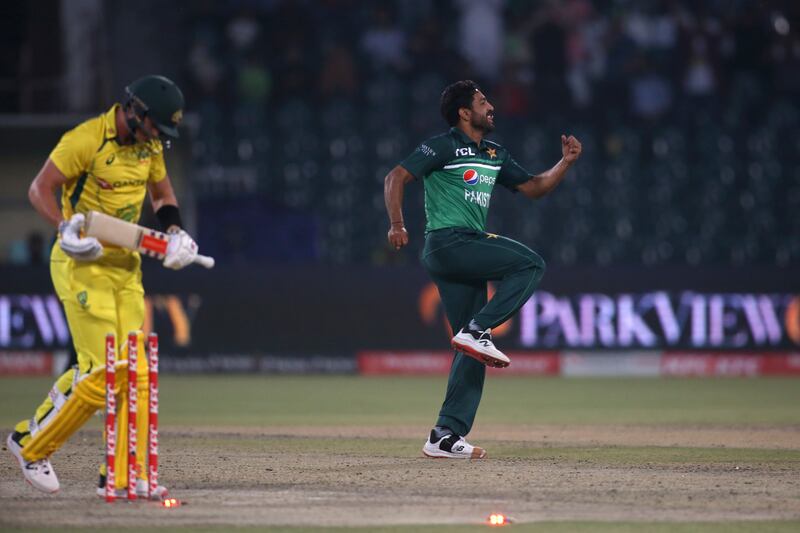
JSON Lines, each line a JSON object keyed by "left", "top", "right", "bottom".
{"left": 383, "top": 165, "right": 414, "bottom": 250}
{"left": 147, "top": 176, "right": 215, "bottom": 269}
{"left": 29, "top": 159, "right": 69, "bottom": 227}
{"left": 148, "top": 175, "right": 181, "bottom": 233}
{"left": 516, "top": 135, "right": 582, "bottom": 199}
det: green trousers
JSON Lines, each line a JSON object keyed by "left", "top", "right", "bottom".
{"left": 421, "top": 227, "right": 546, "bottom": 436}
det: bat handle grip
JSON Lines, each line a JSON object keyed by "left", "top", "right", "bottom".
{"left": 194, "top": 254, "right": 215, "bottom": 269}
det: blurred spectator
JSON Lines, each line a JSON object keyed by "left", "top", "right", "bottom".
{"left": 600, "top": 15, "right": 637, "bottom": 114}
{"left": 408, "top": 13, "right": 451, "bottom": 76}
{"left": 455, "top": 0, "right": 504, "bottom": 82}
{"left": 529, "top": 3, "right": 569, "bottom": 113}
{"left": 273, "top": 39, "right": 313, "bottom": 102}
{"left": 360, "top": 5, "right": 408, "bottom": 74}
{"left": 319, "top": 43, "right": 359, "bottom": 99}
{"left": 563, "top": 0, "right": 603, "bottom": 109}
{"left": 188, "top": 36, "right": 224, "bottom": 97}
{"left": 630, "top": 55, "right": 673, "bottom": 121}
{"left": 682, "top": 34, "right": 718, "bottom": 106}
{"left": 494, "top": 63, "right": 531, "bottom": 119}
{"left": 237, "top": 53, "right": 272, "bottom": 107}
{"left": 769, "top": 23, "right": 800, "bottom": 96}
{"left": 226, "top": 10, "right": 261, "bottom": 53}
{"left": 624, "top": 1, "right": 678, "bottom": 52}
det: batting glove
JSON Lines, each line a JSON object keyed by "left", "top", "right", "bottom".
{"left": 163, "top": 229, "right": 198, "bottom": 270}
{"left": 59, "top": 213, "right": 103, "bottom": 261}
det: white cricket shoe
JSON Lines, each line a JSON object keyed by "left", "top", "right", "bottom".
{"left": 451, "top": 327, "right": 510, "bottom": 368}
{"left": 422, "top": 428, "right": 487, "bottom": 459}
{"left": 6, "top": 432, "right": 60, "bottom": 493}
{"left": 96, "top": 475, "right": 169, "bottom": 500}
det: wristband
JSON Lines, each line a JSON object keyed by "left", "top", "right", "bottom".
{"left": 155, "top": 204, "right": 183, "bottom": 232}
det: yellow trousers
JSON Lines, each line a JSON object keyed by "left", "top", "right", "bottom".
{"left": 15, "top": 243, "right": 148, "bottom": 488}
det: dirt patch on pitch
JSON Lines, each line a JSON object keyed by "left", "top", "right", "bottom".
{"left": 188, "top": 423, "right": 800, "bottom": 450}
{"left": 2, "top": 425, "right": 799, "bottom": 529}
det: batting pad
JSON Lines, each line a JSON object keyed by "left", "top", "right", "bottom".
{"left": 22, "top": 361, "right": 128, "bottom": 462}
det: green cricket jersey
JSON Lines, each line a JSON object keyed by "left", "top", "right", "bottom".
{"left": 400, "top": 127, "right": 530, "bottom": 233}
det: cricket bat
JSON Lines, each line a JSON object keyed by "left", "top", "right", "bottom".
{"left": 84, "top": 211, "right": 215, "bottom": 269}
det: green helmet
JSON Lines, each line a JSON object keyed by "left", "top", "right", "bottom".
{"left": 124, "top": 75, "right": 185, "bottom": 139}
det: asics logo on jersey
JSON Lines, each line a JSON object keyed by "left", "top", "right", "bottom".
{"left": 463, "top": 169, "right": 478, "bottom": 185}
{"left": 106, "top": 154, "right": 115, "bottom": 165}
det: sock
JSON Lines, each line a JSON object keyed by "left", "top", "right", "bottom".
{"left": 467, "top": 319, "right": 485, "bottom": 333}
{"left": 432, "top": 425, "right": 455, "bottom": 440}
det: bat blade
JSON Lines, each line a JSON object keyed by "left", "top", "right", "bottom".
{"left": 85, "top": 211, "right": 169, "bottom": 258}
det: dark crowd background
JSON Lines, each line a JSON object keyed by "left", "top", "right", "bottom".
{"left": 2, "top": 0, "right": 798, "bottom": 269}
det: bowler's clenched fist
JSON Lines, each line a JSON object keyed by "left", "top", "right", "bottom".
{"left": 561, "top": 135, "right": 582, "bottom": 163}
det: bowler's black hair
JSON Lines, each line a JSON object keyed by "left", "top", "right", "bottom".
{"left": 440, "top": 80, "right": 481, "bottom": 126}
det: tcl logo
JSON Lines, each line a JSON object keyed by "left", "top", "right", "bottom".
{"left": 455, "top": 147, "right": 476, "bottom": 157}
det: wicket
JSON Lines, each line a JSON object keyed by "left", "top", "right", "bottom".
{"left": 104, "top": 331, "right": 159, "bottom": 503}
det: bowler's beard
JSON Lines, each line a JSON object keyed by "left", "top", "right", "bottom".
{"left": 472, "top": 113, "right": 495, "bottom": 133}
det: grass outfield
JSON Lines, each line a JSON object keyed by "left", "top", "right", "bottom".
{"left": 3, "top": 375, "right": 798, "bottom": 427}
{"left": 1, "top": 376, "right": 799, "bottom": 531}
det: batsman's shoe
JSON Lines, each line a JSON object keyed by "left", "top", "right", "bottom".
{"left": 96, "top": 474, "right": 169, "bottom": 500}
{"left": 6, "top": 432, "right": 60, "bottom": 493}
{"left": 451, "top": 327, "right": 510, "bottom": 368}
{"left": 422, "top": 428, "right": 486, "bottom": 459}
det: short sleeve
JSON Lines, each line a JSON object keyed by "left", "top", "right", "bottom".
{"left": 148, "top": 148, "right": 167, "bottom": 183}
{"left": 497, "top": 154, "right": 530, "bottom": 191}
{"left": 398, "top": 136, "right": 451, "bottom": 179}
{"left": 49, "top": 127, "right": 96, "bottom": 180}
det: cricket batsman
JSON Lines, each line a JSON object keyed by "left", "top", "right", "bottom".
{"left": 7, "top": 75, "right": 201, "bottom": 496}
{"left": 384, "top": 80, "right": 581, "bottom": 458}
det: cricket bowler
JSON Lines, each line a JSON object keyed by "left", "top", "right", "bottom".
{"left": 384, "top": 80, "right": 582, "bottom": 458}
{"left": 7, "top": 75, "right": 202, "bottom": 496}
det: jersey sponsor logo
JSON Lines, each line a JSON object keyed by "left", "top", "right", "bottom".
{"left": 455, "top": 147, "right": 477, "bottom": 157}
{"left": 463, "top": 169, "right": 478, "bottom": 185}
{"left": 112, "top": 179, "right": 147, "bottom": 188}
{"left": 479, "top": 174, "right": 496, "bottom": 186}
{"left": 465, "top": 189, "right": 491, "bottom": 207}
{"left": 462, "top": 169, "right": 496, "bottom": 187}
{"left": 95, "top": 178, "right": 145, "bottom": 189}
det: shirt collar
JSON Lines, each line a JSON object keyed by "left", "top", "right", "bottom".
{"left": 104, "top": 104, "right": 120, "bottom": 139}
{"left": 449, "top": 127, "right": 488, "bottom": 149}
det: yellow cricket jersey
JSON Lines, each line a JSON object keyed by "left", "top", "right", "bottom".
{"left": 50, "top": 103, "right": 167, "bottom": 224}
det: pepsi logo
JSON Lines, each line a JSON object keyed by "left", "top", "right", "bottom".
{"left": 463, "top": 169, "right": 478, "bottom": 185}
